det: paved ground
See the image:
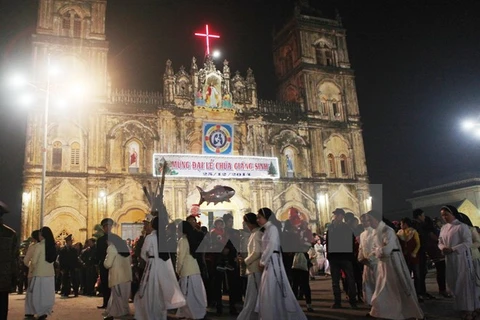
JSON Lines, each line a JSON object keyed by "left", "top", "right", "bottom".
{"left": 8, "top": 273, "right": 458, "bottom": 320}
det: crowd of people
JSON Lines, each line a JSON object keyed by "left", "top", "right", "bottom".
{"left": 2, "top": 201, "right": 480, "bottom": 320}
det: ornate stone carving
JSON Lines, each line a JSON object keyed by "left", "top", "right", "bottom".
{"left": 111, "top": 89, "right": 162, "bottom": 105}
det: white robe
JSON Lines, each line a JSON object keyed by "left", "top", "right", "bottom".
{"left": 107, "top": 282, "right": 131, "bottom": 318}
{"left": 134, "top": 231, "right": 186, "bottom": 320}
{"left": 177, "top": 274, "right": 207, "bottom": 319}
{"left": 30, "top": 276, "right": 55, "bottom": 316}
{"left": 358, "top": 226, "right": 377, "bottom": 305}
{"left": 238, "top": 272, "right": 261, "bottom": 320}
{"left": 256, "top": 221, "right": 307, "bottom": 320}
{"left": 370, "top": 221, "right": 424, "bottom": 320}
{"left": 439, "top": 219, "right": 480, "bottom": 312}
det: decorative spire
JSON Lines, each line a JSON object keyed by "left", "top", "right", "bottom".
{"left": 335, "top": 9, "right": 342, "bottom": 24}
{"left": 190, "top": 56, "right": 198, "bottom": 73}
{"left": 223, "top": 59, "right": 230, "bottom": 75}
{"left": 164, "top": 59, "right": 174, "bottom": 77}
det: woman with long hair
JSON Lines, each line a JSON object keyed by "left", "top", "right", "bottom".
{"left": 134, "top": 216, "right": 185, "bottom": 320}
{"left": 103, "top": 233, "right": 132, "bottom": 320}
{"left": 176, "top": 220, "right": 207, "bottom": 320}
{"left": 256, "top": 207, "right": 307, "bottom": 320}
{"left": 24, "top": 230, "right": 40, "bottom": 318}
{"left": 237, "top": 212, "right": 263, "bottom": 320}
{"left": 29, "top": 226, "right": 56, "bottom": 320}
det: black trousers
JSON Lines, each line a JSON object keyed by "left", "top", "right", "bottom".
{"left": 435, "top": 260, "right": 447, "bottom": 292}
{"left": 418, "top": 251, "right": 428, "bottom": 295}
{"left": 347, "top": 261, "right": 363, "bottom": 300}
{"left": 0, "top": 291, "right": 8, "bottom": 320}
{"left": 61, "top": 268, "right": 79, "bottom": 296}
{"left": 330, "top": 259, "right": 357, "bottom": 305}
{"left": 99, "top": 265, "right": 111, "bottom": 307}
{"left": 292, "top": 269, "right": 312, "bottom": 304}
{"left": 84, "top": 266, "right": 97, "bottom": 296}
{"left": 213, "top": 268, "right": 240, "bottom": 310}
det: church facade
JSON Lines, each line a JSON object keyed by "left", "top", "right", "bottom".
{"left": 21, "top": 0, "right": 371, "bottom": 242}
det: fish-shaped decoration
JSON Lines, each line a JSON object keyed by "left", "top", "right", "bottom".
{"left": 196, "top": 185, "right": 235, "bottom": 206}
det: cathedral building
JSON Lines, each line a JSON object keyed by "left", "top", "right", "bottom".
{"left": 21, "top": 0, "right": 371, "bottom": 242}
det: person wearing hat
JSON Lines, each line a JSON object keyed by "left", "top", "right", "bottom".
{"left": 365, "top": 210, "right": 424, "bottom": 319}
{"left": 326, "top": 208, "right": 358, "bottom": 309}
{"left": 0, "top": 201, "right": 18, "bottom": 320}
{"left": 96, "top": 218, "right": 114, "bottom": 309}
{"left": 58, "top": 234, "right": 79, "bottom": 298}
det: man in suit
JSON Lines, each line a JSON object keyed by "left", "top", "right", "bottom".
{"left": 96, "top": 218, "right": 113, "bottom": 309}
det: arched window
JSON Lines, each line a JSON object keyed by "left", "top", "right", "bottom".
{"left": 70, "top": 142, "right": 80, "bottom": 166}
{"left": 332, "top": 102, "right": 339, "bottom": 116}
{"left": 315, "top": 43, "right": 335, "bottom": 67}
{"left": 52, "top": 141, "right": 63, "bottom": 170}
{"left": 73, "top": 14, "right": 82, "bottom": 38}
{"left": 327, "top": 154, "right": 335, "bottom": 176}
{"left": 61, "top": 10, "right": 83, "bottom": 38}
{"left": 340, "top": 155, "right": 348, "bottom": 176}
{"left": 325, "top": 50, "right": 333, "bottom": 66}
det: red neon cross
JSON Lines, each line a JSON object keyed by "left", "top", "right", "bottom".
{"left": 195, "top": 24, "right": 220, "bottom": 56}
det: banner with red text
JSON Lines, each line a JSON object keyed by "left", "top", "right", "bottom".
{"left": 153, "top": 153, "right": 279, "bottom": 179}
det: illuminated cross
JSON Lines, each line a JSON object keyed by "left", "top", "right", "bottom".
{"left": 195, "top": 24, "right": 220, "bottom": 56}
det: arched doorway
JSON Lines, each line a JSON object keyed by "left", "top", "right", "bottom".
{"left": 114, "top": 208, "right": 145, "bottom": 240}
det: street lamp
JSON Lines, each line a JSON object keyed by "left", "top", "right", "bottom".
{"left": 461, "top": 118, "right": 480, "bottom": 137}
{"left": 8, "top": 55, "right": 87, "bottom": 229}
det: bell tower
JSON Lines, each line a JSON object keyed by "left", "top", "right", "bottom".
{"left": 32, "top": 0, "right": 109, "bottom": 98}
{"left": 273, "top": 1, "right": 369, "bottom": 208}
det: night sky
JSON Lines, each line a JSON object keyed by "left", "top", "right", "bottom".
{"left": 1, "top": 0, "right": 480, "bottom": 234}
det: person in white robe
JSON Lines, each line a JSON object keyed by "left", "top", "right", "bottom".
{"left": 176, "top": 221, "right": 207, "bottom": 320}
{"left": 29, "top": 227, "right": 57, "bottom": 320}
{"left": 237, "top": 213, "right": 263, "bottom": 320}
{"left": 314, "top": 239, "right": 330, "bottom": 276}
{"left": 438, "top": 205, "right": 480, "bottom": 319}
{"left": 366, "top": 210, "right": 424, "bottom": 320}
{"left": 24, "top": 230, "right": 40, "bottom": 318}
{"left": 103, "top": 234, "right": 132, "bottom": 320}
{"left": 255, "top": 207, "right": 307, "bottom": 320}
{"left": 357, "top": 214, "right": 377, "bottom": 306}
{"left": 134, "top": 217, "right": 186, "bottom": 320}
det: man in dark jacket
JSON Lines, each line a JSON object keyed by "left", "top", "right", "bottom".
{"left": 0, "top": 201, "right": 18, "bottom": 320}
{"left": 58, "top": 234, "right": 79, "bottom": 297}
{"left": 96, "top": 218, "right": 113, "bottom": 309}
{"left": 80, "top": 238, "right": 97, "bottom": 296}
{"left": 326, "top": 208, "right": 357, "bottom": 309}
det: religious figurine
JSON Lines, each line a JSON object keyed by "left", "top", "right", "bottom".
{"left": 205, "top": 83, "right": 220, "bottom": 108}
{"left": 195, "top": 88, "right": 205, "bottom": 106}
{"left": 221, "top": 92, "right": 233, "bottom": 108}
{"left": 286, "top": 154, "right": 294, "bottom": 172}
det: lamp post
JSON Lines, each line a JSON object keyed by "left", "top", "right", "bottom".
{"left": 39, "top": 55, "right": 51, "bottom": 228}
{"left": 9, "top": 55, "right": 87, "bottom": 229}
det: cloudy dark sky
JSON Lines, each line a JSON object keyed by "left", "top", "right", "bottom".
{"left": 1, "top": 0, "right": 480, "bottom": 232}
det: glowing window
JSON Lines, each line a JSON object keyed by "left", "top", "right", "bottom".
{"left": 70, "top": 142, "right": 80, "bottom": 166}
